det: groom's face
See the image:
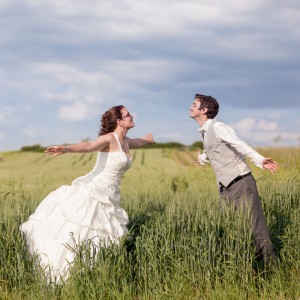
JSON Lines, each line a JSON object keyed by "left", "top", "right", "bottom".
{"left": 189, "top": 99, "right": 201, "bottom": 118}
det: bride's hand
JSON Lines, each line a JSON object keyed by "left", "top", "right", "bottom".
{"left": 142, "top": 132, "right": 155, "bottom": 144}
{"left": 45, "top": 146, "right": 68, "bottom": 159}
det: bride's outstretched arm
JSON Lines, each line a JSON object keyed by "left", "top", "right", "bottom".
{"left": 126, "top": 133, "right": 155, "bottom": 149}
{"left": 45, "top": 134, "right": 113, "bottom": 159}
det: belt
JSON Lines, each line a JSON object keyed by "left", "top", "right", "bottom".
{"left": 220, "top": 172, "right": 251, "bottom": 189}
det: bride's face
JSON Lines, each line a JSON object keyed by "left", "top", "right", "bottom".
{"left": 120, "top": 107, "right": 135, "bottom": 129}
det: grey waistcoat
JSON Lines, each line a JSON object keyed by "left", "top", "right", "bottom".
{"left": 203, "top": 119, "right": 251, "bottom": 187}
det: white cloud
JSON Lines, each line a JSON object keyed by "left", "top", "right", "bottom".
{"left": 0, "top": 0, "right": 11, "bottom": 9}
{"left": 28, "top": 62, "right": 131, "bottom": 105}
{"left": 30, "top": 63, "right": 110, "bottom": 87}
{"left": 4, "top": 0, "right": 298, "bottom": 62}
{"left": 232, "top": 118, "right": 278, "bottom": 134}
{"left": 231, "top": 118, "right": 256, "bottom": 135}
{"left": 58, "top": 101, "right": 90, "bottom": 121}
{"left": 0, "top": 61, "right": 125, "bottom": 118}
{"left": 267, "top": 112, "right": 281, "bottom": 120}
{"left": 22, "top": 126, "right": 47, "bottom": 139}
{"left": 0, "top": 107, "right": 15, "bottom": 125}
{"left": 0, "top": 0, "right": 299, "bottom": 151}
{"left": 155, "top": 131, "right": 184, "bottom": 141}
{"left": 279, "top": 131, "right": 300, "bottom": 142}
{"left": 231, "top": 117, "right": 299, "bottom": 146}
{"left": 103, "top": 59, "right": 181, "bottom": 86}
{"left": 256, "top": 120, "right": 278, "bottom": 131}
{"left": 247, "top": 131, "right": 300, "bottom": 146}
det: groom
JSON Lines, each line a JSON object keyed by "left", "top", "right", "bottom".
{"left": 190, "top": 93, "right": 278, "bottom": 266}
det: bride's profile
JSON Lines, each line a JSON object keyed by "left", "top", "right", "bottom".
{"left": 20, "top": 105, "right": 154, "bottom": 282}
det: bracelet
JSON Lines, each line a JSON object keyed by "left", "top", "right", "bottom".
{"left": 63, "top": 146, "right": 70, "bottom": 153}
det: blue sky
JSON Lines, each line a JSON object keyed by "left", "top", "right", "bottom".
{"left": 0, "top": 0, "right": 300, "bottom": 151}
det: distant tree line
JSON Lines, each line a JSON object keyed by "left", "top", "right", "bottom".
{"left": 143, "top": 141, "right": 204, "bottom": 149}
{"left": 20, "top": 141, "right": 204, "bottom": 152}
{"left": 20, "top": 144, "right": 45, "bottom": 152}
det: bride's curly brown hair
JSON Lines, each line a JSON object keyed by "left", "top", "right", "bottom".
{"left": 98, "top": 105, "right": 124, "bottom": 136}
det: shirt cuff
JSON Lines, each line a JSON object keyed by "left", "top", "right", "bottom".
{"left": 198, "top": 154, "right": 209, "bottom": 165}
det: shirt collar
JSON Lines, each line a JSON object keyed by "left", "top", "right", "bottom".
{"left": 198, "top": 119, "right": 213, "bottom": 133}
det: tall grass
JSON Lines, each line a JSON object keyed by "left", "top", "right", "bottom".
{"left": 0, "top": 148, "right": 299, "bottom": 299}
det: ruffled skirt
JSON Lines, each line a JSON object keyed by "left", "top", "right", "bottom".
{"left": 20, "top": 180, "right": 128, "bottom": 282}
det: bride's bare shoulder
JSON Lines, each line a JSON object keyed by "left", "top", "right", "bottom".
{"left": 97, "top": 132, "right": 115, "bottom": 141}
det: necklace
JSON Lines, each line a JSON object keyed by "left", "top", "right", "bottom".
{"left": 115, "top": 132, "right": 129, "bottom": 154}
{"left": 121, "top": 139, "right": 129, "bottom": 153}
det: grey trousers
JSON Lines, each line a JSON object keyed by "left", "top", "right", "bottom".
{"left": 219, "top": 173, "right": 275, "bottom": 263}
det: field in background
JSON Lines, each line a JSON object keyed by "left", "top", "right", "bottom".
{"left": 0, "top": 147, "right": 299, "bottom": 299}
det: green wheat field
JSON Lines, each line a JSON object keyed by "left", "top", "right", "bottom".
{"left": 0, "top": 147, "right": 299, "bottom": 300}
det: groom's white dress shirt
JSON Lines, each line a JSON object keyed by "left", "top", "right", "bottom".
{"left": 198, "top": 119, "right": 264, "bottom": 172}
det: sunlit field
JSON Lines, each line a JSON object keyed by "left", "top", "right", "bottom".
{"left": 0, "top": 147, "right": 299, "bottom": 299}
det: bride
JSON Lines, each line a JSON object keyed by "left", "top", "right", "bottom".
{"left": 20, "top": 105, "right": 154, "bottom": 282}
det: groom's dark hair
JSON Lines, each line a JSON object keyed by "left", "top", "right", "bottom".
{"left": 194, "top": 94, "right": 219, "bottom": 119}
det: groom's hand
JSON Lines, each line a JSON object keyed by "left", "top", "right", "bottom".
{"left": 196, "top": 151, "right": 207, "bottom": 166}
{"left": 262, "top": 157, "right": 279, "bottom": 173}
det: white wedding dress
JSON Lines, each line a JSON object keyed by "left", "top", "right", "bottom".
{"left": 20, "top": 132, "right": 132, "bottom": 282}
